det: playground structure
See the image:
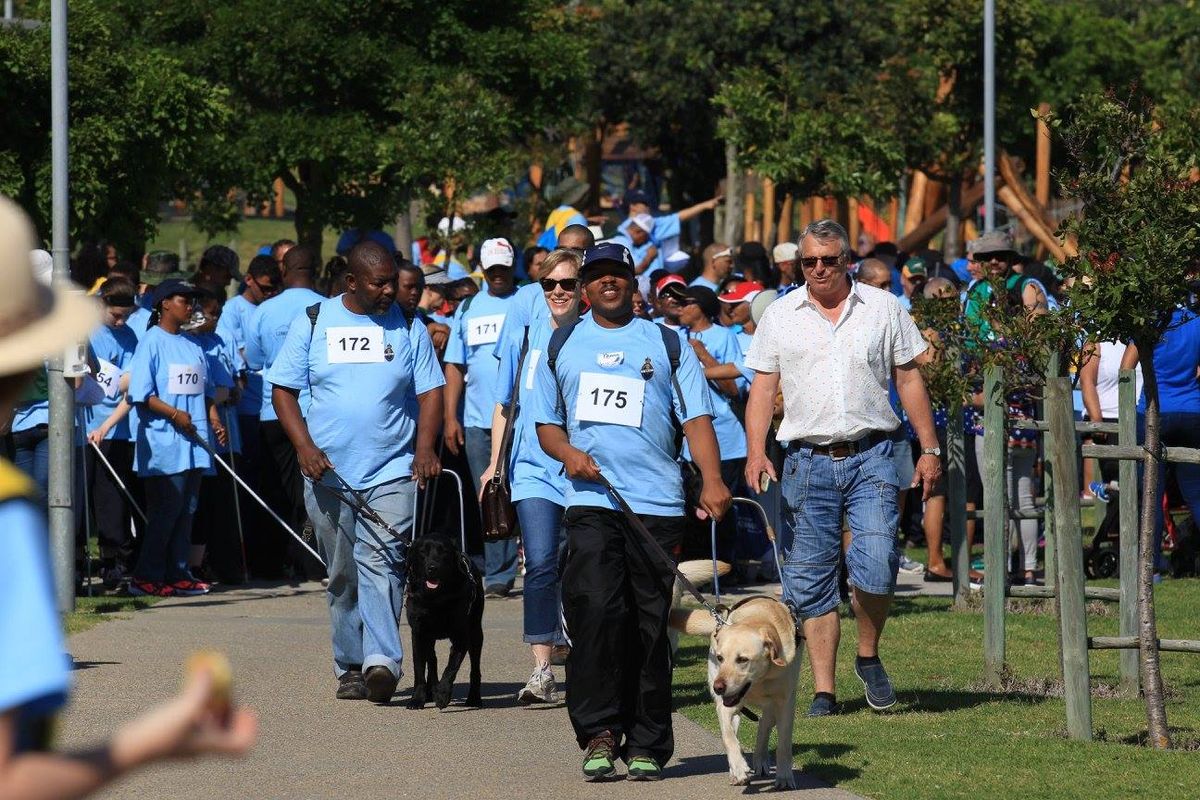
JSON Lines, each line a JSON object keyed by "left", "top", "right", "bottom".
{"left": 944, "top": 364, "right": 1199, "bottom": 741}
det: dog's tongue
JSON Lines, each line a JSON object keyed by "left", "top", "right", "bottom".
{"left": 425, "top": 579, "right": 440, "bottom": 590}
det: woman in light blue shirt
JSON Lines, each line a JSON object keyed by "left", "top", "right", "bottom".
{"left": 127, "top": 279, "right": 227, "bottom": 598}
{"left": 483, "top": 249, "right": 582, "bottom": 704}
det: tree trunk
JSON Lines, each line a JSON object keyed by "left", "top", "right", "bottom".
{"left": 1135, "top": 340, "right": 1171, "bottom": 749}
{"left": 290, "top": 162, "right": 325, "bottom": 253}
{"left": 943, "top": 178, "right": 962, "bottom": 260}
{"left": 723, "top": 135, "right": 744, "bottom": 246}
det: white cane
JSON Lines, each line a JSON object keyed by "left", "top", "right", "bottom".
{"left": 188, "top": 430, "right": 326, "bottom": 567}
{"left": 88, "top": 440, "right": 148, "bottom": 528}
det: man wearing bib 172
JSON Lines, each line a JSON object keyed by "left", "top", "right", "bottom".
{"left": 269, "top": 241, "right": 445, "bottom": 705}
{"left": 531, "top": 242, "right": 732, "bottom": 782}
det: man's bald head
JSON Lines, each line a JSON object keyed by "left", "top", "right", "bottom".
{"left": 281, "top": 245, "right": 318, "bottom": 288}
{"left": 856, "top": 258, "right": 891, "bottom": 289}
{"left": 557, "top": 223, "right": 595, "bottom": 251}
{"left": 348, "top": 241, "right": 392, "bottom": 279}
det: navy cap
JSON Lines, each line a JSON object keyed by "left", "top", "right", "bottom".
{"left": 581, "top": 242, "right": 636, "bottom": 279}
{"left": 150, "top": 278, "right": 200, "bottom": 308}
{"left": 625, "top": 189, "right": 651, "bottom": 207}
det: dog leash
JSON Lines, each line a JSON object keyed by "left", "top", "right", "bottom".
{"left": 311, "top": 468, "right": 415, "bottom": 551}
{"left": 595, "top": 473, "right": 729, "bottom": 629}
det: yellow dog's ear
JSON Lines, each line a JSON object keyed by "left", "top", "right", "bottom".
{"left": 761, "top": 626, "right": 787, "bottom": 667}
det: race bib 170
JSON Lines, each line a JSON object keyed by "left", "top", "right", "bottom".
{"left": 575, "top": 372, "right": 645, "bottom": 427}
{"left": 326, "top": 326, "right": 385, "bottom": 364}
{"left": 168, "top": 363, "right": 204, "bottom": 396}
{"left": 466, "top": 314, "right": 505, "bottom": 347}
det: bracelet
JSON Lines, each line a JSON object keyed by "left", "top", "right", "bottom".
{"left": 170, "top": 409, "right": 179, "bottom": 423}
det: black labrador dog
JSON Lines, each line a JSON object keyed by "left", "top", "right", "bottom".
{"left": 405, "top": 534, "right": 484, "bottom": 709}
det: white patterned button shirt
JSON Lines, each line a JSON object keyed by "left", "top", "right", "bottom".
{"left": 744, "top": 281, "right": 927, "bottom": 445}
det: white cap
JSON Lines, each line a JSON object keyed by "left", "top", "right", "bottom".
{"left": 437, "top": 216, "right": 467, "bottom": 235}
{"left": 480, "top": 238, "right": 514, "bottom": 269}
{"left": 773, "top": 242, "right": 798, "bottom": 263}
{"left": 630, "top": 213, "right": 655, "bottom": 234}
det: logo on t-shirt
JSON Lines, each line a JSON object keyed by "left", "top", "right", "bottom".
{"left": 384, "top": 343, "right": 395, "bottom": 362}
{"left": 640, "top": 357, "right": 655, "bottom": 380}
{"left": 597, "top": 351, "right": 624, "bottom": 368}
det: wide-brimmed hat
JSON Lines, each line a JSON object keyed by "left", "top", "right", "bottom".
{"left": 0, "top": 196, "right": 100, "bottom": 377}
{"left": 967, "top": 230, "right": 1019, "bottom": 259}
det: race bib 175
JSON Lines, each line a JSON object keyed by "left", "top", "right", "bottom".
{"left": 575, "top": 372, "right": 644, "bottom": 427}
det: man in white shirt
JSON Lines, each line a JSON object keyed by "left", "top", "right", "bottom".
{"left": 743, "top": 220, "right": 942, "bottom": 717}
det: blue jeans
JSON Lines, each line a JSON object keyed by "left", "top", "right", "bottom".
{"left": 306, "top": 476, "right": 415, "bottom": 679}
{"left": 134, "top": 470, "right": 202, "bottom": 583}
{"left": 516, "top": 497, "right": 567, "bottom": 645}
{"left": 779, "top": 437, "right": 900, "bottom": 619}
{"left": 465, "top": 426, "right": 518, "bottom": 589}
{"left": 12, "top": 426, "right": 49, "bottom": 500}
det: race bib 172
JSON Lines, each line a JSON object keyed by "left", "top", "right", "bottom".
{"left": 168, "top": 363, "right": 204, "bottom": 396}
{"left": 575, "top": 372, "right": 645, "bottom": 427}
{"left": 326, "top": 326, "right": 385, "bottom": 364}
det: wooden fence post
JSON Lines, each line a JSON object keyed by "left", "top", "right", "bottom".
{"left": 1118, "top": 369, "right": 1140, "bottom": 694}
{"left": 762, "top": 178, "right": 776, "bottom": 247}
{"left": 983, "top": 366, "right": 1007, "bottom": 684}
{"left": 947, "top": 414, "right": 970, "bottom": 606}
{"left": 1046, "top": 376, "right": 1093, "bottom": 741}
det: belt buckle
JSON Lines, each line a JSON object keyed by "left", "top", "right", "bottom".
{"left": 829, "top": 442, "right": 854, "bottom": 461}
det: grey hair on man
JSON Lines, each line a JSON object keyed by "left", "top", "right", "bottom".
{"left": 797, "top": 219, "right": 851, "bottom": 259}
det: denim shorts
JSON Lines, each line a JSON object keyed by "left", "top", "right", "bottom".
{"left": 778, "top": 436, "right": 900, "bottom": 619}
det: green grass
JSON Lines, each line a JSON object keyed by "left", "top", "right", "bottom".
{"left": 148, "top": 218, "right": 342, "bottom": 271}
{"left": 673, "top": 579, "right": 1200, "bottom": 800}
{"left": 64, "top": 595, "right": 161, "bottom": 635}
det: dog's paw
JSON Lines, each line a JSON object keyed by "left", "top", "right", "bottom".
{"left": 729, "top": 761, "right": 753, "bottom": 786}
{"left": 752, "top": 756, "right": 770, "bottom": 777}
{"left": 774, "top": 767, "right": 797, "bottom": 791}
{"left": 407, "top": 687, "right": 428, "bottom": 710}
{"left": 433, "top": 682, "right": 453, "bottom": 709}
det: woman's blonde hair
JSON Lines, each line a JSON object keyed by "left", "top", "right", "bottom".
{"left": 541, "top": 248, "right": 582, "bottom": 278}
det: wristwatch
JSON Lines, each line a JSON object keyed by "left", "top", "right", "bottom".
{"left": 921, "top": 447, "right": 942, "bottom": 457}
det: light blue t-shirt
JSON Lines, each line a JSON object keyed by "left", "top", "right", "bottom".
{"left": 689, "top": 275, "right": 720, "bottom": 293}
{"left": 444, "top": 288, "right": 517, "bottom": 429}
{"left": 127, "top": 305, "right": 152, "bottom": 343}
{"left": 188, "top": 331, "right": 241, "bottom": 457}
{"left": 617, "top": 212, "right": 682, "bottom": 255}
{"left": 0, "top": 496, "right": 70, "bottom": 737}
{"left": 217, "top": 294, "right": 263, "bottom": 417}
{"left": 529, "top": 315, "right": 713, "bottom": 516}
{"left": 268, "top": 297, "right": 445, "bottom": 491}
{"left": 128, "top": 326, "right": 214, "bottom": 476}
{"left": 492, "top": 320, "right": 569, "bottom": 505}
{"left": 83, "top": 323, "right": 139, "bottom": 441}
{"left": 245, "top": 287, "right": 325, "bottom": 423}
{"left": 11, "top": 399, "right": 48, "bottom": 433}
{"left": 495, "top": 283, "right": 548, "bottom": 351}
{"left": 680, "top": 325, "right": 747, "bottom": 462}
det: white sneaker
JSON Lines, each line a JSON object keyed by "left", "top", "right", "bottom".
{"left": 898, "top": 554, "right": 925, "bottom": 575}
{"left": 517, "top": 664, "right": 557, "bottom": 704}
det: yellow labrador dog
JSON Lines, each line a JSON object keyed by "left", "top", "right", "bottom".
{"left": 671, "top": 594, "right": 800, "bottom": 789}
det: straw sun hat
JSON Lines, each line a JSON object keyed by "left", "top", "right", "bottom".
{"left": 0, "top": 195, "right": 100, "bottom": 377}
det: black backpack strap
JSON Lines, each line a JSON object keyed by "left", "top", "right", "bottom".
{"left": 546, "top": 319, "right": 580, "bottom": 420}
{"left": 654, "top": 323, "right": 686, "bottom": 418}
{"left": 306, "top": 302, "right": 322, "bottom": 342}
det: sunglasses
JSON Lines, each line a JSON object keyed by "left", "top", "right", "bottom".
{"left": 539, "top": 277, "right": 579, "bottom": 292}
{"left": 971, "top": 252, "right": 1009, "bottom": 263}
{"left": 800, "top": 255, "right": 844, "bottom": 269}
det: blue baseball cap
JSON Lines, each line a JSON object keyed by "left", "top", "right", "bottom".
{"left": 149, "top": 278, "right": 200, "bottom": 308}
{"left": 625, "top": 189, "right": 651, "bottom": 208}
{"left": 581, "top": 242, "right": 635, "bottom": 280}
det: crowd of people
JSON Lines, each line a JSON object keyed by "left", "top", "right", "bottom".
{"left": 4, "top": 181, "right": 1198, "bottom": 787}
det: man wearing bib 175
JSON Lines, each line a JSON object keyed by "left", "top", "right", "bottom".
{"left": 444, "top": 237, "right": 519, "bottom": 595}
{"left": 531, "top": 242, "right": 732, "bottom": 783}
{"left": 269, "top": 241, "right": 445, "bottom": 705}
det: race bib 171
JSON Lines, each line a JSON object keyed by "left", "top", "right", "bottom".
{"left": 326, "top": 326, "right": 385, "bottom": 364}
{"left": 466, "top": 314, "right": 505, "bottom": 347}
{"left": 575, "top": 372, "right": 645, "bottom": 427}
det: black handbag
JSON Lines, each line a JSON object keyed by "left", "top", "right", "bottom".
{"left": 481, "top": 332, "right": 527, "bottom": 542}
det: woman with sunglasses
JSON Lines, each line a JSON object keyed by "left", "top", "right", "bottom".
{"left": 126, "top": 279, "right": 227, "bottom": 597}
{"left": 483, "top": 248, "right": 584, "bottom": 705}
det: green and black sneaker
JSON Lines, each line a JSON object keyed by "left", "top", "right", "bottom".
{"left": 626, "top": 755, "right": 663, "bottom": 781}
{"left": 582, "top": 732, "right": 617, "bottom": 781}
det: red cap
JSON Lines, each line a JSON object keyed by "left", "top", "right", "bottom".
{"left": 654, "top": 274, "right": 686, "bottom": 293}
{"left": 718, "top": 281, "right": 765, "bottom": 304}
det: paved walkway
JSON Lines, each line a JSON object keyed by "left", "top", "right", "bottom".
{"left": 61, "top": 582, "right": 867, "bottom": 799}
